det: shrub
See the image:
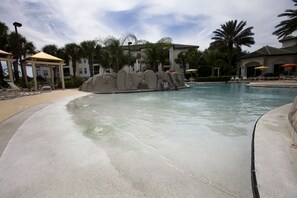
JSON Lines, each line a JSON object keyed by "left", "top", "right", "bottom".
{"left": 65, "top": 76, "right": 85, "bottom": 88}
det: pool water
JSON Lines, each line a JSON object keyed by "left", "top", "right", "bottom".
{"left": 67, "top": 83, "right": 297, "bottom": 197}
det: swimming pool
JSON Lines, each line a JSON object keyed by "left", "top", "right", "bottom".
{"left": 67, "top": 83, "right": 297, "bottom": 197}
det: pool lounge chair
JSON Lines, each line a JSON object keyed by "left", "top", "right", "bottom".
{"left": 0, "top": 81, "right": 41, "bottom": 100}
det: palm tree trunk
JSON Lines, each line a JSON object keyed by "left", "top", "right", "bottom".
{"left": 13, "top": 61, "right": 20, "bottom": 82}
{"left": 72, "top": 59, "right": 77, "bottom": 77}
{"left": 89, "top": 55, "right": 94, "bottom": 77}
{"left": 0, "top": 61, "right": 5, "bottom": 86}
{"left": 228, "top": 44, "right": 233, "bottom": 75}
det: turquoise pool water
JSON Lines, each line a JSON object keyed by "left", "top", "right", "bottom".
{"left": 67, "top": 84, "right": 297, "bottom": 197}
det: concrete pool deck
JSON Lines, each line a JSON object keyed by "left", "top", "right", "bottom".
{"left": 253, "top": 104, "right": 297, "bottom": 198}
{"left": 0, "top": 86, "right": 296, "bottom": 197}
{"left": 248, "top": 80, "right": 297, "bottom": 88}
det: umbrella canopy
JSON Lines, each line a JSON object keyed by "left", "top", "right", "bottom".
{"left": 254, "top": 66, "right": 269, "bottom": 70}
{"left": 186, "top": 69, "right": 198, "bottom": 72}
{"left": 281, "top": 63, "right": 297, "bottom": 67}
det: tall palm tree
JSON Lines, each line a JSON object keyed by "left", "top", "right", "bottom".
{"left": 273, "top": 0, "right": 297, "bottom": 39}
{"left": 143, "top": 37, "right": 172, "bottom": 72}
{"left": 175, "top": 49, "right": 204, "bottom": 76}
{"left": 211, "top": 20, "right": 255, "bottom": 74}
{"left": 187, "top": 49, "right": 203, "bottom": 69}
{"left": 104, "top": 37, "right": 124, "bottom": 72}
{"left": 0, "top": 22, "right": 9, "bottom": 86}
{"left": 7, "top": 32, "right": 35, "bottom": 84}
{"left": 175, "top": 52, "right": 187, "bottom": 74}
{"left": 80, "top": 40, "right": 97, "bottom": 77}
{"left": 96, "top": 46, "right": 110, "bottom": 69}
{"left": 42, "top": 44, "right": 58, "bottom": 56}
{"left": 65, "top": 43, "right": 81, "bottom": 77}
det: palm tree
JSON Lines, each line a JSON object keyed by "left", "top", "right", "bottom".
{"left": 42, "top": 44, "right": 58, "bottom": 56}
{"left": 0, "top": 22, "right": 9, "bottom": 86}
{"left": 143, "top": 37, "right": 172, "bottom": 72}
{"left": 95, "top": 45, "right": 110, "bottom": 69}
{"left": 65, "top": 43, "right": 81, "bottom": 77}
{"left": 273, "top": 0, "right": 297, "bottom": 39}
{"left": 211, "top": 20, "right": 255, "bottom": 75}
{"left": 187, "top": 49, "right": 203, "bottom": 69}
{"left": 175, "top": 52, "right": 187, "bottom": 74}
{"left": 80, "top": 40, "right": 97, "bottom": 77}
{"left": 104, "top": 37, "right": 124, "bottom": 72}
{"left": 7, "top": 32, "right": 35, "bottom": 84}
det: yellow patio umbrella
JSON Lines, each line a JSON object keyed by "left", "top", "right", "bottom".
{"left": 186, "top": 69, "right": 198, "bottom": 72}
{"left": 254, "top": 66, "right": 269, "bottom": 70}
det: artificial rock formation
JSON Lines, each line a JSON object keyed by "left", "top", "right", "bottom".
{"left": 80, "top": 69, "right": 185, "bottom": 93}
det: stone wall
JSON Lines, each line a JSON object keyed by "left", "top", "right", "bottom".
{"left": 288, "top": 96, "right": 297, "bottom": 145}
{"left": 80, "top": 70, "right": 185, "bottom": 93}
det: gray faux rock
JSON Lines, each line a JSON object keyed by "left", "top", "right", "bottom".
{"left": 92, "top": 73, "right": 117, "bottom": 92}
{"left": 116, "top": 69, "right": 127, "bottom": 90}
{"left": 144, "top": 70, "right": 157, "bottom": 89}
{"left": 125, "top": 73, "right": 134, "bottom": 90}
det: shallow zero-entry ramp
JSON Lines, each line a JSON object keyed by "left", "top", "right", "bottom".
{"left": 0, "top": 95, "right": 241, "bottom": 197}
{"left": 253, "top": 104, "right": 297, "bottom": 198}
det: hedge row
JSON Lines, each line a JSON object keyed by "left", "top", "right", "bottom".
{"left": 64, "top": 76, "right": 85, "bottom": 88}
{"left": 195, "top": 76, "right": 232, "bottom": 82}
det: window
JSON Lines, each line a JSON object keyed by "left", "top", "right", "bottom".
{"left": 43, "top": 70, "right": 48, "bottom": 76}
{"left": 79, "top": 68, "right": 83, "bottom": 74}
{"left": 64, "top": 68, "right": 70, "bottom": 76}
{"left": 84, "top": 68, "right": 87, "bottom": 74}
{"left": 137, "top": 53, "right": 141, "bottom": 59}
{"left": 274, "top": 64, "right": 285, "bottom": 75}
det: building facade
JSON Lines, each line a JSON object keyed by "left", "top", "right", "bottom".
{"left": 238, "top": 36, "right": 297, "bottom": 78}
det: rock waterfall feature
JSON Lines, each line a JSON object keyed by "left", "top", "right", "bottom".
{"left": 80, "top": 70, "right": 185, "bottom": 93}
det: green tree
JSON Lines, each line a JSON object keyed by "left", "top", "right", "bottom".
{"left": 273, "top": 0, "right": 297, "bottom": 39}
{"left": 42, "top": 44, "right": 58, "bottom": 56}
{"left": 211, "top": 20, "right": 255, "bottom": 74}
{"left": 104, "top": 37, "right": 124, "bottom": 72}
{"left": 175, "top": 52, "right": 187, "bottom": 74}
{"left": 187, "top": 49, "right": 204, "bottom": 69}
{"left": 65, "top": 43, "right": 81, "bottom": 77}
{"left": 7, "top": 32, "right": 36, "bottom": 84}
{"left": 142, "top": 37, "right": 172, "bottom": 72}
{"left": 80, "top": 40, "right": 97, "bottom": 77}
{"left": 95, "top": 45, "right": 110, "bottom": 70}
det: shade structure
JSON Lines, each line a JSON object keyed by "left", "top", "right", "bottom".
{"left": 254, "top": 66, "right": 269, "bottom": 70}
{"left": 0, "top": 49, "right": 12, "bottom": 56}
{"left": 281, "top": 63, "right": 297, "bottom": 67}
{"left": 0, "top": 49, "right": 15, "bottom": 82}
{"left": 25, "top": 52, "right": 65, "bottom": 90}
{"left": 26, "top": 52, "right": 63, "bottom": 62}
{"left": 186, "top": 69, "right": 198, "bottom": 72}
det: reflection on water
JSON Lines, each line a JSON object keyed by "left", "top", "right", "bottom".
{"left": 67, "top": 83, "right": 297, "bottom": 197}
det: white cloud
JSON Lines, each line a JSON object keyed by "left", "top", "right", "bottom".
{"left": 0, "top": 0, "right": 295, "bottom": 52}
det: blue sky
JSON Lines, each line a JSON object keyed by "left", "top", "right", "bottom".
{"left": 0, "top": 0, "right": 295, "bottom": 52}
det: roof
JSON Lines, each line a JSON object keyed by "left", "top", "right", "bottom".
{"left": 279, "top": 35, "right": 297, "bottom": 42}
{"left": 121, "top": 43, "right": 199, "bottom": 51}
{"left": 0, "top": 49, "right": 12, "bottom": 56}
{"left": 26, "top": 52, "right": 63, "bottom": 63}
{"left": 240, "top": 45, "right": 296, "bottom": 59}
{"left": 282, "top": 45, "right": 297, "bottom": 53}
